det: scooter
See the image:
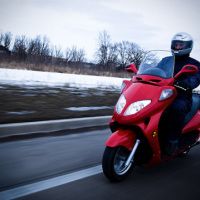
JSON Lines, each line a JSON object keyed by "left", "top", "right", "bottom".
{"left": 102, "top": 50, "right": 200, "bottom": 182}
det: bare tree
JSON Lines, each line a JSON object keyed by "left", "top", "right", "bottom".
{"left": 107, "top": 43, "right": 118, "bottom": 68}
{"left": 95, "top": 31, "right": 146, "bottom": 69}
{"left": 28, "top": 35, "right": 51, "bottom": 63}
{"left": 95, "top": 30, "right": 111, "bottom": 66}
{"left": 30, "top": 36, "right": 41, "bottom": 58}
{"left": 0, "top": 32, "right": 4, "bottom": 45}
{"left": 66, "top": 46, "right": 86, "bottom": 63}
{"left": 50, "top": 45, "right": 54, "bottom": 58}
{"left": 117, "top": 41, "right": 131, "bottom": 67}
{"left": 54, "top": 45, "right": 63, "bottom": 59}
{"left": 0, "top": 31, "right": 12, "bottom": 49}
{"left": 71, "top": 46, "right": 78, "bottom": 62}
{"left": 65, "top": 48, "right": 72, "bottom": 64}
{"left": 76, "top": 48, "right": 86, "bottom": 62}
{"left": 128, "top": 43, "right": 146, "bottom": 67}
{"left": 27, "top": 39, "right": 34, "bottom": 55}
{"left": 4, "top": 32, "right": 12, "bottom": 50}
{"left": 13, "top": 35, "right": 28, "bottom": 60}
{"left": 116, "top": 41, "right": 146, "bottom": 68}
{"left": 40, "top": 36, "right": 50, "bottom": 59}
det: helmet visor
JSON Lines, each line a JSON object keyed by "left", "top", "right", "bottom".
{"left": 171, "top": 40, "right": 192, "bottom": 51}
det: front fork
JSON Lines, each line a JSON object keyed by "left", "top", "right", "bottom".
{"left": 125, "top": 139, "right": 140, "bottom": 167}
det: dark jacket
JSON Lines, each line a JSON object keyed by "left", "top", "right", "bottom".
{"left": 174, "top": 54, "right": 200, "bottom": 89}
{"left": 174, "top": 54, "right": 200, "bottom": 102}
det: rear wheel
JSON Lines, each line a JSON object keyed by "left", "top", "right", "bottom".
{"left": 102, "top": 146, "right": 134, "bottom": 182}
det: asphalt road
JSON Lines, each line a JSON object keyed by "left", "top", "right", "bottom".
{"left": 0, "top": 128, "right": 200, "bottom": 200}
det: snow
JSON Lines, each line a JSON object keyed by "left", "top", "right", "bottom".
{"left": 0, "top": 68, "right": 199, "bottom": 92}
{"left": 64, "top": 106, "right": 114, "bottom": 111}
{"left": 7, "top": 111, "right": 36, "bottom": 115}
{"left": 0, "top": 68, "right": 124, "bottom": 89}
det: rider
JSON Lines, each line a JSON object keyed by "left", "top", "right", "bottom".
{"left": 164, "top": 32, "right": 200, "bottom": 155}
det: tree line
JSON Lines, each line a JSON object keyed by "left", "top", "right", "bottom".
{"left": 95, "top": 31, "right": 147, "bottom": 70}
{"left": 0, "top": 30, "right": 146, "bottom": 70}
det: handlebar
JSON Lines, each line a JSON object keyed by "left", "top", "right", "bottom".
{"left": 173, "top": 84, "right": 187, "bottom": 92}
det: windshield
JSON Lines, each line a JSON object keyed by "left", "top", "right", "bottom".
{"left": 137, "top": 50, "right": 175, "bottom": 79}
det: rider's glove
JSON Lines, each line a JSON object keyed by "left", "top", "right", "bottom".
{"left": 174, "top": 80, "right": 191, "bottom": 93}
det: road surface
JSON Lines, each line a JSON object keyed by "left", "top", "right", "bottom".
{"left": 0, "top": 128, "right": 200, "bottom": 200}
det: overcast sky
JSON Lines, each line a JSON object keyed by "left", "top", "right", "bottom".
{"left": 0, "top": 0, "right": 200, "bottom": 62}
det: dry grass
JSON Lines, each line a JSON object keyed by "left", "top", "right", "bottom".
{"left": 0, "top": 61, "right": 131, "bottom": 78}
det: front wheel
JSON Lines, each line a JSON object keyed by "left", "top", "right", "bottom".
{"left": 102, "top": 146, "right": 134, "bottom": 182}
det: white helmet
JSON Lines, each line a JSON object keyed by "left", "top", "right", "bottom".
{"left": 171, "top": 32, "right": 193, "bottom": 56}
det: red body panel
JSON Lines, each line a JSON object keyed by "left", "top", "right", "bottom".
{"left": 183, "top": 111, "right": 200, "bottom": 133}
{"left": 132, "top": 75, "right": 174, "bottom": 87}
{"left": 114, "top": 80, "right": 176, "bottom": 125}
{"left": 105, "top": 128, "right": 137, "bottom": 151}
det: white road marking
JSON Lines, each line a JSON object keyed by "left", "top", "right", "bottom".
{"left": 0, "top": 165, "right": 102, "bottom": 200}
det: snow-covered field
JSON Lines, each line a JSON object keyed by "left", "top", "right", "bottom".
{"left": 0, "top": 68, "right": 199, "bottom": 123}
{"left": 0, "top": 68, "right": 199, "bottom": 92}
{"left": 0, "top": 68, "right": 124, "bottom": 89}
{"left": 0, "top": 68, "right": 123, "bottom": 123}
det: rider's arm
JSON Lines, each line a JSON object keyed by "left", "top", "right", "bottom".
{"left": 188, "top": 60, "right": 200, "bottom": 89}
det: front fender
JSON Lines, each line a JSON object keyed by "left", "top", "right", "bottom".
{"left": 105, "top": 128, "right": 137, "bottom": 151}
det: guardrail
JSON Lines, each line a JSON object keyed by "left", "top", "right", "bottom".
{"left": 0, "top": 116, "right": 112, "bottom": 138}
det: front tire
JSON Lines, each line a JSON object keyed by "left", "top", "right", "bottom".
{"left": 102, "top": 146, "right": 134, "bottom": 182}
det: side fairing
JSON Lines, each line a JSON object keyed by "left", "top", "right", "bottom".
{"left": 114, "top": 82, "right": 176, "bottom": 125}
{"left": 183, "top": 111, "right": 200, "bottom": 133}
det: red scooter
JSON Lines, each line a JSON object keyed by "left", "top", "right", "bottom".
{"left": 102, "top": 50, "right": 200, "bottom": 182}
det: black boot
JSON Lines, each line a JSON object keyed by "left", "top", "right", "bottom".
{"left": 165, "top": 141, "right": 178, "bottom": 155}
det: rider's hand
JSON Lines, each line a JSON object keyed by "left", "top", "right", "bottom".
{"left": 174, "top": 80, "right": 191, "bottom": 92}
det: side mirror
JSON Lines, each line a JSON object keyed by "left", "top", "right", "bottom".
{"left": 174, "top": 65, "right": 198, "bottom": 79}
{"left": 125, "top": 63, "right": 138, "bottom": 73}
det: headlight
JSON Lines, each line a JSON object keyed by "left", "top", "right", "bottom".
{"left": 159, "top": 89, "right": 174, "bottom": 101}
{"left": 124, "top": 100, "right": 151, "bottom": 116}
{"left": 116, "top": 95, "right": 126, "bottom": 114}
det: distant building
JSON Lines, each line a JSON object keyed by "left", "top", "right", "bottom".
{"left": 0, "top": 45, "right": 11, "bottom": 55}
